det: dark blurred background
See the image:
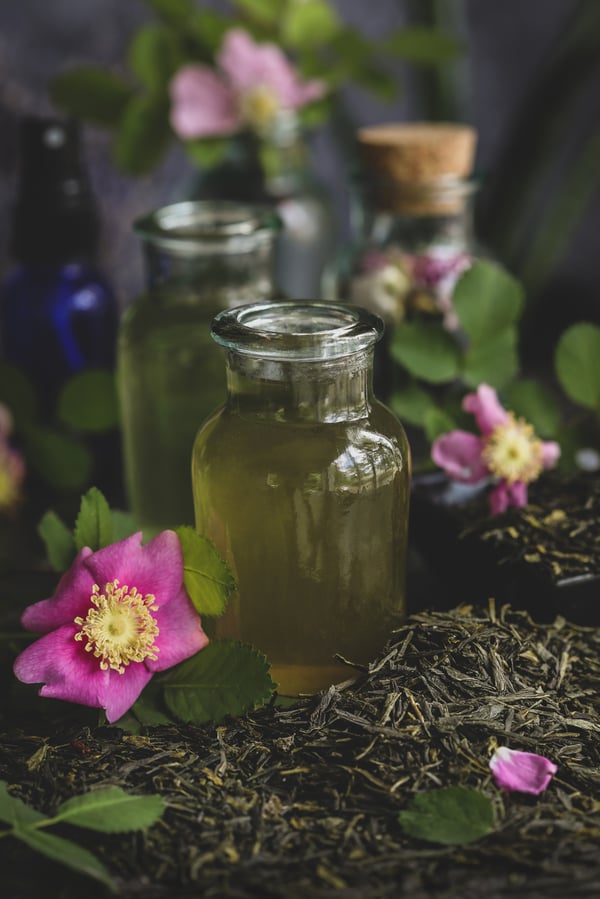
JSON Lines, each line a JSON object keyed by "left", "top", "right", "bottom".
{"left": 1, "top": 0, "right": 599, "bottom": 362}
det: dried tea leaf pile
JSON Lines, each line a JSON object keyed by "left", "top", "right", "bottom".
{"left": 2, "top": 602, "right": 600, "bottom": 898}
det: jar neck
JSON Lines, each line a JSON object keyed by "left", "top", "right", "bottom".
{"left": 224, "top": 349, "right": 375, "bottom": 423}
{"left": 258, "top": 110, "right": 311, "bottom": 198}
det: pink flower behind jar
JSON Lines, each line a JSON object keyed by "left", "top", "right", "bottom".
{"left": 0, "top": 403, "right": 25, "bottom": 513}
{"left": 170, "top": 28, "right": 325, "bottom": 139}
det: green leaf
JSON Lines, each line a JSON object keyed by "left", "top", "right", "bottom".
{"left": 232, "top": 0, "right": 280, "bottom": 27}
{"left": 502, "top": 379, "right": 562, "bottom": 438}
{"left": 145, "top": 0, "right": 193, "bottom": 27}
{"left": 0, "top": 781, "right": 47, "bottom": 828}
{"left": 25, "top": 427, "right": 93, "bottom": 491}
{"left": 461, "top": 328, "right": 519, "bottom": 389}
{"left": 398, "top": 786, "right": 496, "bottom": 845}
{"left": 453, "top": 260, "right": 524, "bottom": 345}
{"left": 390, "top": 382, "right": 439, "bottom": 426}
{"left": 51, "top": 786, "right": 164, "bottom": 833}
{"left": 175, "top": 526, "right": 235, "bottom": 617}
{"left": 163, "top": 640, "right": 276, "bottom": 723}
{"left": 15, "top": 827, "right": 116, "bottom": 891}
{"left": 113, "top": 93, "right": 172, "bottom": 175}
{"left": 57, "top": 370, "right": 119, "bottom": 433}
{"left": 189, "top": 10, "right": 230, "bottom": 54}
{"left": 555, "top": 322, "right": 600, "bottom": 412}
{"left": 423, "top": 406, "right": 457, "bottom": 443}
{"left": 385, "top": 27, "right": 462, "bottom": 64}
{"left": 0, "top": 361, "right": 37, "bottom": 430}
{"left": 184, "top": 137, "right": 230, "bottom": 171}
{"left": 111, "top": 509, "right": 137, "bottom": 543}
{"left": 74, "top": 487, "right": 112, "bottom": 552}
{"left": 391, "top": 321, "right": 461, "bottom": 384}
{"left": 49, "top": 68, "right": 132, "bottom": 127}
{"left": 37, "top": 511, "right": 76, "bottom": 572}
{"left": 281, "top": 0, "right": 340, "bottom": 49}
{"left": 127, "top": 683, "right": 176, "bottom": 728}
{"left": 128, "top": 25, "right": 183, "bottom": 89}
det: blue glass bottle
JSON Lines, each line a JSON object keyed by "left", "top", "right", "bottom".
{"left": 0, "top": 117, "right": 118, "bottom": 413}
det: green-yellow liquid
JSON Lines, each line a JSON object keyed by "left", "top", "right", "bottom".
{"left": 192, "top": 403, "right": 410, "bottom": 695}
{"left": 118, "top": 299, "right": 225, "bottom": 534}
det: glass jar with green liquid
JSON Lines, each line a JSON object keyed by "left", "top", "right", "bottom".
{"left": 192, "top": 302, "right": 411, "bottom": 695}
{"left": 118, "top": 201, "right": 278, "bottom": 535}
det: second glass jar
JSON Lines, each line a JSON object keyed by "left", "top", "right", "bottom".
{"left": 192, "top": 301, "right": 411, "bottom": 696}
{"left": 118, "top": 201, "right": 278, "bottom": 535}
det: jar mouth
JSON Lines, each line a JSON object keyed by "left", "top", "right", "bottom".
{"left": 134, "top": 200, "right": 280, "bottom": 255}
{"left": 212, "top": 301, "right": 384, "bottom": 360}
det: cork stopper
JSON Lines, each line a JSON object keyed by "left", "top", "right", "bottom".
{"left": 357, "top": 122, "right": 478, "bottom": 213}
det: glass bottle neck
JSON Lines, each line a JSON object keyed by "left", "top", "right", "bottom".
{"left": 223, "top": 349, "right": 375, "bottom": 423}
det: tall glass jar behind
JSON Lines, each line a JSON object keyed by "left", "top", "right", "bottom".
{"left": 192, "top": 301, "right": 411, "bottom": 696}
{"left": 118, "top": 201, "right": 278, "bottom": 536}
{"left": 340, "top": 122, "right": 479, "bottom": 401}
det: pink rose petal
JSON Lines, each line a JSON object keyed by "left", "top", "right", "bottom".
{"left": 462, "top": 384, "right": 509, "bottom": 436}
{"left": 169, "top": 65, "right": 240, "bottom": 139}
{"left": 542, "top": 440, "right": 561, "bottom": 470}
{"left": 431, "top": 431, "right": 488, "bottom": 484}
{"left": 489, "top": 746, "right": 557, "bottom": 794}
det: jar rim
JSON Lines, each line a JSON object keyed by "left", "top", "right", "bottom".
{"left": 211, "top": 302, "right": 384, "bottom": 360}
{"left": 134, "top": 200, "right": 280, "bottom": 254}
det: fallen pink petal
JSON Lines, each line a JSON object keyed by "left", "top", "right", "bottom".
{"left": 489, "top": 746, "right": 557, "bottom": 795}
{"left": 13, "top": 531, "right": 208, "bottom": 723}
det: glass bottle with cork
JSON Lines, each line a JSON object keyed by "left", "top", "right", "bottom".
{"left": 341, "top": 122, "right": 479, "bottom": 401}
{"left": 117, "top": 201, "right": 279, "bottom": 536}
{"left": 191, "top": 301, "right": 411, "bottom": 696}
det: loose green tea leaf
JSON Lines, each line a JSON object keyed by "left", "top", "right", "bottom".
{"left": 74, "top": 487, "right": 113, "bottom": 552}
{"left": 163, "top": 640, "right": 276, "bottom": 723}
{"left": 51, "top": 786, "right": 164, "bottom": 833}
{"left": 15, "top": 827, "right": 116, "bottom": 892}
{"left": 176, "top": 526, "right": 235, "bottom": 617}
{"left": 37, "top": 511, "right": 76, "bottom": 572}
{"left": 398, "top": 786, "right": 496, "bottom": 845}
{"left": 555, "top": 322, "right": 600, "bottom": 412}
{"left": 57, "top": 370, "right": 120, "bottom": 432}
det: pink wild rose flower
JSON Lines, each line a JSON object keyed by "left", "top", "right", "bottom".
{"left": 431, "top": 384, "right": 560, "bottom": 514}
{"left": 0, "top": 403, "right": 25, "bottom": 513}
{"left": 14, "top": 531, "right": 208, "bottom": 722}
{"left": 489, "top": 746, "right": 557, "bottom": 795}
{"left": 170, "top": 27, "right": 325, "bottom": 139}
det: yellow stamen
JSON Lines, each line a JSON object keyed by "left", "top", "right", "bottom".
{"left": 482, "top": 414, "right": 544, "bottom": 485}
{"left": 74, "top": 580, "right": 159, "bottom": 674}
{"left": 238, "top": 84, "right": 280, "bottom": 131}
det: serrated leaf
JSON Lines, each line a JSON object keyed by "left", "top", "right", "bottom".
{"left": 57, "top": 370, "right": 119, "bottom": 432}
{"left": 74, "top": 487, "right": 112, "bottom": 552}
{"left": 461, "top": 328, "right": 519, "bottom": 389}
{"left": 502, "top": 379, "right": 562, "bottom": 438}
{"left": 453, "top": 261, "right": 524, "bottom": 345}
{"left": 37, "top": 511, "right": 76, "bottom": 572}
{"left": 15, "top": 827, "right": 116, "bottom": 891}
{"left": 0, "top": 361, "right": 37, "bottom": 429}
{"left": 113, "top": 93, "right": 172, "bottom": 175}
{"left": 0, "top": 781, "right": 47, "bottom": 828}
{"left": 398, "top": 786, "right": 496, "bottom": 845}
{"left": 126, "top": 683, "right": 176, "bottom": 729}
{"left": 391, "top": 321, "right": 461, "bottom": 384}
{"left": 175, "top": 526, "right": 235, "bottom": 617}
{"left": 52, "top": 787, "right": 164, "bottom": 833}
{"left": 49, "top": 68, "right": 132, "bottom": 127}
{"left": 385, "top": 26, "right": 462, "bottom": 64}
{"left": 25, "top": 427, "right": 93, "bottom": 491}
{"left": 555, "top": 322, "right": 600, "bottom": 412}
{"left": 163, "top": 640, "right": 276, "bottom": 723}
{"left": 128, "top": 25, "right": 183, "bottom": 89}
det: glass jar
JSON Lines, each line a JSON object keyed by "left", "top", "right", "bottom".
{"left": 337, "top": 123, "right": 479, "bottom": 401}
{"left": 118, "top": 201, "right": 278, "bottom": 536}
{"left": 191, "top": 301, "right": 411, "bottom": 696}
